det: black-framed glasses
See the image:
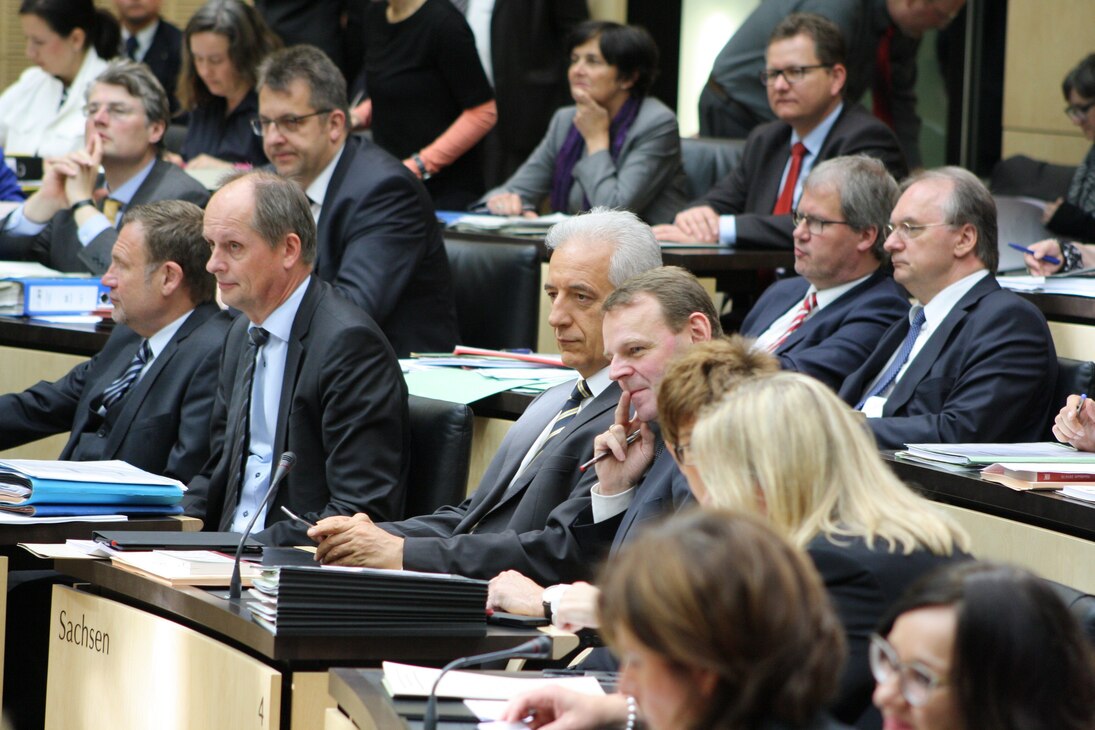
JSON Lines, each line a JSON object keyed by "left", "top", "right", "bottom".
{"left": 792, "top": 211, "right": 850, "bottom": 235}
{"left": 1065, "top": 99, "right": 1095, "bottom": 122}
{"left": 869, "top": 634, "right": 948, "bottom": 707}
{"left": 884, "top": 221, "right": 953, "bottom": 240}
{"left": 759, "top": 64, "right": 831, "bottom": 86}
{"left": 250, "top": 109, "right": 333, "bottom": 136}
{"left": 672, "top": 442, "right": 693, "bottom": 466}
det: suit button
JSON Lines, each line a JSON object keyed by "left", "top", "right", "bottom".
{"left": 97, "top": 429, "right": 107, "bottom": 437}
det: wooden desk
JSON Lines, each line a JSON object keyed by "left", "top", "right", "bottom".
{"left": 47, "top": 560, "right": 576, "bottom": 730}
{"left": 884, "top": 455, "right": 1095, "bottom": 592}
{"left": 0, "top": 316, "right": 111, "bottom": 357}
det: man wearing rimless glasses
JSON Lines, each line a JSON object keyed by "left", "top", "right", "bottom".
{"left": 838, "top": 167, "right": 1056, "bottom": 449}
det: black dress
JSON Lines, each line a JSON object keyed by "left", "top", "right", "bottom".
{"left": 180, "top": 89, "right": 267, "bottom": 167}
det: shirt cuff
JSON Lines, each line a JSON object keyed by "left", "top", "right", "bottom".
{"left": 77, "top": 214, "right": 112, "bottom": 247}
{"left": 718, "top": 214, "right": 736, "bottom": 245}
{"left": 591, "top": 483, "right": 635, "bottom": 522}
{"left": 3, "top": 205, "right": 46, "bottom": 235}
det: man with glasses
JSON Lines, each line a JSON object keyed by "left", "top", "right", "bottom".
{"left": 254, "top": 45, "right": 458, "bottom": 356}
{"left": 655, "top": 13, "right": 906, "bottom": 249}
{"left": 740, "top": 155, "right": 909, "bottom": 390}
{"left": 839, "top": 167, "right": 1056, "bottom": 449}
{"left": 0, "top": 60, "right": 208, "bottom": 274}
{"left": 699, "top": 0, "right": 966, "bottom": 170}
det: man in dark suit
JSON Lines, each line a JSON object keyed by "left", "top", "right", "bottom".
{"left": 0, "top": 200, "right": 228, "bottom": 482}
{"left": 741, "top": 155, "right": 909, "bottom": 390}
{"left": 839, "top": 167, "right": 1057, "bottom": 449}
{"left": 0, "top": 61, "right": 208, "bottom": 275}
{"left": 254, "top": 45, "right": 459, "bottom": 356}
{"left": 655, "top": 14, "right": 907, "bottom": 250}
{"left": 255, "top": 0, "right": 350, "bottom": 77}
{"left": 183, "top": 171, "right": 409, "bottom": 546}
{"left": 307, "top": 208, "right": 663, "bottom": 586}
{"left": 114, "top": 0, "right": 182, "bottom": 113}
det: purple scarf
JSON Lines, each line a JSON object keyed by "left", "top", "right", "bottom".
{"left": 550, "top": 95, "right": 642, "bottom": 213}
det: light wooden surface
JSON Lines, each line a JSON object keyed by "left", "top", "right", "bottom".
{"left": 323, "top": 707, "right": 359, "bottom": 730}
{"left": 0, "top": 345, "right": 85, "bottom": 460}
{"left": 46, "top": 585, "right": 282, "bottom": 730}
{"left": 290, "top": 672, "right": 335, "bottom": 730}
{"left": 937, "top": 503, "right": 1095, "bottom": 594}
{"left": 1048, "top": 321, "right": 1095, "bottom": 362}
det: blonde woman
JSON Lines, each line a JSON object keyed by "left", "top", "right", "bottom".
{"left": 691, "top": 371, "right": 970, "bottom": 729}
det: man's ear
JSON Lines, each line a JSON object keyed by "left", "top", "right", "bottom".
{"left": 686, "top": 311, "right": 713, "bottom": 343}
{"left": 159, "top": 260, "right": 184, "bottom": 297}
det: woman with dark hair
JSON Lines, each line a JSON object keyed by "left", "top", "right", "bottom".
{"left": 1024, "top": 53, "right": 1095, "bottom": 274}
{"left": 480, "top": 20, "right": 687, "bottom": 223}
{"left": 350, "top": 0, "right": 497, "bottom": 210}
{"left": 172, "top": 0, "right": 280, "bottom": 169}
{"left": 873, "top": 561, "right": 1095, "bottom": 730}
{"left": 502, "top": 510, "right": 849, "bottom": 730}
{"left": 0, "top": 0, "right": 119, "bottom": 157}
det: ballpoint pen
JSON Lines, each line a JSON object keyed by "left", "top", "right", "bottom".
{"left": 579, "top": 430, "right": 641, "bottom": 472}
{"left": 1008, "top": 242, "right": 1061, "bottom": 266}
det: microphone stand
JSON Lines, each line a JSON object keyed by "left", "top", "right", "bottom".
{"left": 229, "top": 451, "right": 296, "bottom": 601}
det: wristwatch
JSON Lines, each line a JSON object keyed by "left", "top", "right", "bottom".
{"left": 542, "top": 599, "right": 553, "bottom": 623}
{"left": 70, "top": 198, "right": 96, "bottom": 212}
{"left": 411, "top": 153, "right": 432, "bottom": 181}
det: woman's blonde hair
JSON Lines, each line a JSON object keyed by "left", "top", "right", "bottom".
{"left": 692, "top": 371, "right": 969, "bottom": 555}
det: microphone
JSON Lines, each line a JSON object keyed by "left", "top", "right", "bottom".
{"left": 423, "top": 634, "right": 553, "bottom": 730}
{"left": 229, "top": 451, "right": 297, "bottom": 600}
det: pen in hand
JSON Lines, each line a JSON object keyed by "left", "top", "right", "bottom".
{"left": 1008, "top": 242, "right": 1061, "bottom": 266}
{"left": 280, "top": 504, "right": 316, "bottom": 528}
{"left": 1076, "top": 393, "right": 1088, "bottom": 418}
{"left": 579, "top": 430, "right": 641, "bottom": 472}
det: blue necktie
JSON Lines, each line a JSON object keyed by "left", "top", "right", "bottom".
{"left": 125, "top": 35, "right": 139, "bottom": 60}
{"left": 530, "top": 379, "right": 591, "bottom": 462}
{"left": 99, "top": 340, "right": 151, "bottom": 411}
{"left": 857, "top": 307, "right": 926, "bottom": 409}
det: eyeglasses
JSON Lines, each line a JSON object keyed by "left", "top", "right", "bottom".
{"left": 759, "top": 64, "right": 831, "bottom": 86}
{"left": 792, "top": 211, "right": 850, "bottom": 235}
{"left": 884, "top": 221, "right": 953, "bottom": 240}
{"left": 251, "top": 109, "right": 332, "bottom": 136}
{"left": 1065, "top": 99, "right": 1095, "bottom": 122}
{"left": 672, "top": 442, "right": 693, "bottom": 466}
{"left": 82, "top": 103, "right": 140, "bottom": 120}
{"left": 869, "top": 634, "right": 948, "bottom": 707}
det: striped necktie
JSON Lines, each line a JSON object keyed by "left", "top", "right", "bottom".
{"left": 857, "top": 307, "right": 927, "bottom": 409}
{"left": 530, "top": 379, "right": 591, "bottom": 462}
{"left": 767, "top": 291, "right": 817, "bottom": 353}
{"left": 99, "top": 340, "right": 151, "bottom": 411}
{"left": 226, "top": 327, "right": 270, "bottom": 508}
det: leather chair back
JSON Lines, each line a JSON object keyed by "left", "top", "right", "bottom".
{"left": 1046, "top": 357, "right": 1095, "bottom": 439}
{"left": 443, "top": 236, "right": 541, "bottom": 351}
{"left": 680, "top": 136, "right": 747, "bottom": 200}
{"left": 1048, "top": 579, "right": 1095, "bottom": 646}
{"left": 403, "top": 395, "right": 474, "bottom": 519}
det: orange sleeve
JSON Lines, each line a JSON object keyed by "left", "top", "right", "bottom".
{"left": 414, "top": 99, "right": 498, "bottom": 175}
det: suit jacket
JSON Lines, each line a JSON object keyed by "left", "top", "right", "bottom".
{"left": 183, "top": 276, "right": 410, "bottom": 546}
{"left": 143, "top": 20, "right": 183, "bottom": 113}
{"left": 316, "top": 136, "right": 460, "bottom": 356}
{"left": 838, "top": 275, "right": 1057, "bottom": 449}
{"left": 481, "top": 97, "right": 690, "bottom": 224}
{"left": 0, "top": 160, "right": 210, "bottom": 275}
{"left": 699, "top": 104, "right": 908, "bottom": 250}
{"left": 0, "top": 303, "right": 230, "bottom": 482}
{"left": 384, "top": 380, "right": 621, "bottom": 585}
{"left": 740, "top": 270, "right": 910, "bottom": 390}
{"left": 808, "top": 534, "right": 970, "bottom": 728}
{"left": 571, "top": 427, "right": 695, "bottom": 561}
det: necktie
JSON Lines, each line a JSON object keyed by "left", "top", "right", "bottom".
{"left": 449, "top": 0, "right": 469, "bottom": 13}
{"left": 101, "top": 198, "right": 123, "bottom": 226}
{"left": 857, "top": 307, "right": 927, "bottom": 409}
{"left": 99, "top": 340, "right": 151, "bottom": 411}
{"left": 767, "top": 292, "right": 817, "bottom": 353}
{"left": 530, "top": 380, "right": 591, "bottom": 462}
{"left": 873, "top": 25, "right": 896, "bottom": 128}
{"left": 227, "top": 327, "right": 270, "bottom": 505}
{"left": 125, "top": 35, "right": 139, "bottom": 60}
{"left": 772, "top": 142, "right": 808, "bottom": 215}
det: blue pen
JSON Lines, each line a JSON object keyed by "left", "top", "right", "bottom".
{"left": 1077, "top": 394, "right": 1088, "bottom": 417}
{"left": 1008, "top": 243, "right": 1061, "bottom": 266}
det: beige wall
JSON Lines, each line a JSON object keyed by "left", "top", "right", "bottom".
{"left": 1002, "top": 0, "right": 1095, "bottom": 165}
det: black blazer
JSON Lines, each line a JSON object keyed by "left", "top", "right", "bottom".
{"left": 0, "top": 160, "right": 210, "bottom": 275}
{"left": 808, "top": 534, "right": 971, "bottom": 728}
{"left": 184, "top": 276, "right": 410, "bottom": 546}
{"left": 143, "top": 20, "right": 183, "bottom": 113}
{"left": 386, "top": 381, "right": 621, "bottom": 585}
{"left": 0, "top": 303, "right": 230, "bottom": 482}
{"left": 698, "top": 104, "right": 908, "bottom": 250}
{"left": 316, "top": 136, "right": 460, "bottom": 356}
{"left": 740, "top": 270, "right": 910, "bottom": 390}
{"left": 838, "top": 275, "right": 1058, "bottom": 449}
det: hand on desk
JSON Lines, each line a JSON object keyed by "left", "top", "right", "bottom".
{"left": 308, "top": 512, "right": 404, "bottom": 568}
{"left": 655, "top": 205, "right": 721, "bottom": 243}
{"left": 500, "top": 687, "right": 628, "bottom": 730}
{"left": 553, "top": 582, "right": 600, "bottom": 632}
{"left": 485, "top": 192, "right": 536, "bottom": 217}
{"left": 1053, "top": 394, "right": 1095, "bottom": 452}
{"left": 487, "top": 570, "right": 546, "bottom": 616}
{"left": 593, "top": 391, "right": 655, "bottom": 497}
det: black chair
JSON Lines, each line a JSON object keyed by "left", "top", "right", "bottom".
{"left": 680, "top": 136, "right": 747, "bottom": 200}
{"left": 403, "top": 395, "right": 474, "bottom": 519}
{"left": 443, "top": 236, "right": 541, "bottom": 351}
{"left": 1047, "top": 579, "right": 1095, "bottom": 646}
{"left": 989, "top": 154, "right": 1076, "bottom": 201}
{"left": 1046, "top": 357, "right": 1095, "bottom": 439}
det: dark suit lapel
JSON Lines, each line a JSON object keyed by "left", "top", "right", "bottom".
{"left": 779, "top": 272, "right": 882, "bottom": 353}
{"left": 884, "top": 277, "right": 996, "bottom": 413}
{"left": 59, "top": 335, "right": 140, "bottom": 459}
{"left": 219, "top": 326, "right": 257, "bottom": 524}
{"left": 754, "top": 278, "right": 809, "bottom": 337}
{"left": 758, "top": 127, "right": 794, "bottom": 210}
{"left": 314, "top": 141, "right": 355, "bottom": 275}
{"left": 610, "top": 434, "right": 670, "bottom": 556}
{"left": 272, "top": 278, "right": 321, "bottom": 473}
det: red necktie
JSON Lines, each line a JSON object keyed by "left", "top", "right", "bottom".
{"left": 873, "top": 25, "right": 895, "bottom": 128}
{"left": 767, "top": 292, "right": 816, "bottom": 352}
{"left": 772, "top": 142, "right": 808, "bottom": 215}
